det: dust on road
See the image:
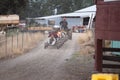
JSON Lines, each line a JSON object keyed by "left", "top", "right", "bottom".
{"left": 0, "top": 33, "right": 94, "bottom": 80}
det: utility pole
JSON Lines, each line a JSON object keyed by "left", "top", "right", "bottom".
{"left": 54, "top": 8, "right": 57, "bottom": 15}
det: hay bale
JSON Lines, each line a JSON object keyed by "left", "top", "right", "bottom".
{"left": 79, "top": 30, "right": 93, "bottom": 44}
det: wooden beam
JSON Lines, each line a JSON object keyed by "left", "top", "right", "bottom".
{"left": 103, "top": 55, "right": 120, "bottom": 62}
{"left": 95, "top": 39, "right": 103, "bottom": 72}
{"left": 103, "top": 64, "right": 120, "bottom": 69}
{"left": 103, "top": 47, "right": 120, "bottom": 52}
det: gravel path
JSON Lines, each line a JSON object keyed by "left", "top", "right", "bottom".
{"left": 0, "top": 33, "right": 94, "bottom": 80}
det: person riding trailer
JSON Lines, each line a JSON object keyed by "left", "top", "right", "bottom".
{"left": 60, "top": 18, "right": 68, "bottom": 31}
{"left": 59, "top": 18, "right": 72, "bottom": 40}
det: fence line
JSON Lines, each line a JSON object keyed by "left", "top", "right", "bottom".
{"left": 0, "top": 31, "right": 44, "bottom": 58}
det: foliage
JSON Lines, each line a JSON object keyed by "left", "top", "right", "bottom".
{"left": 0, "top": 0, "right": 28, "bottom": 19}
{"left": 0, "top": 0, "right": 94, "bottom": 19}
{"left": 27, "top": 0, "right": 94, "bottom": 17}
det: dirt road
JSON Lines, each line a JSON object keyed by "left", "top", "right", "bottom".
{"left": 0, "top": 33, "right": 94, "bottom": 80}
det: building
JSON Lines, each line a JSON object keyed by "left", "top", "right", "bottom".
{"left": 33, "top": 5, "right": 96, "bottom": 29}
{"left": 94, "top": 0, "right": 120, "bottom": 72}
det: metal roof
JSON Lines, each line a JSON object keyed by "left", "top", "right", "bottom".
{"left": 74, "top": 5, "right": 96, "bottom": 13}
{"left": 34, "top": 5, "right": 96, "bottom": 20}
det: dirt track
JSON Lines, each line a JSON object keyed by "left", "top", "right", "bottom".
{"left": 0, "top": 33, "right": 94, "bottom": 80}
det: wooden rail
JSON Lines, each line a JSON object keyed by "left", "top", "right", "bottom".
{"left": 103, "top": 64, "right": 120, "bottom": 69}
{"left": 103, "top": 47, "right": 120, "bottom": 52}
{"left": 103, "top": 55, "right": 120, "bottom": 62}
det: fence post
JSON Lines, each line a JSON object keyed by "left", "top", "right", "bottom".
{"left": 0, "top": 36, "right": 1, "bottom": 54}
{"left": 22, "top": 32, "right": 24, "bottom": 49}
{"left": 5, "top": 34, "right": 7, "bottom": 55}
{"left": 12, "top": 34, "right": 13, "bottom": 52}
{"left": 17, "top": 32, "right": 18, "bottom": 48}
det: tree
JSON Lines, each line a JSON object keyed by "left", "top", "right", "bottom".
{"left": 44, "top": 0, "right": 73, "bottom": 14}
{"left": 0, "top": 0, "right": 28, "bottom": 19}
{"left": 44, "top": 0, "right": 94, "bottom": 15}
{"left": 0, "top": 0, "right": 94, "bottom": 18}
{"left": 81, "top": 0, "right": 94, "bottom": 8}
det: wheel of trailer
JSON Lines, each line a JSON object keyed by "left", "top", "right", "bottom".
{"left": 44, "top": 44, "right": 47, "bottom": 49}
{"left": 44, "top": 42, "right": 49, "bottom": 49}
{"left": 57, "top": 46, "right": 59, "bottom": 49}
{"left": 69, "top": 34, "right": 72, "bottom": 40}
{"left": 68, "top": 31, "right": 72, "bottom": 40}
{"left": 56, "top": 42, "right": 60, "bottom": 49}
{"left": 57, "top": 45, "right": 60, "bottom": 49}
{"left": 65, "top": 37, "right": 68, "bottom": 42}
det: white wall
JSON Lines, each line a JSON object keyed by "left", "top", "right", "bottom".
{"left": 50, "top": 17, "right": 82, "bottom": 28}
{"left": 35, "top": 19, "right": 46, "bottom": 25}
{"left": 35, "top": 17, "right": 83, "bottom": 28}
{"left": 65, "top": 18, "right": 83, "bottom": 28}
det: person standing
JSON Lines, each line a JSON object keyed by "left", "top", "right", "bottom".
{"left": 60, "top": 18, "right": 68, "bottom": 31}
